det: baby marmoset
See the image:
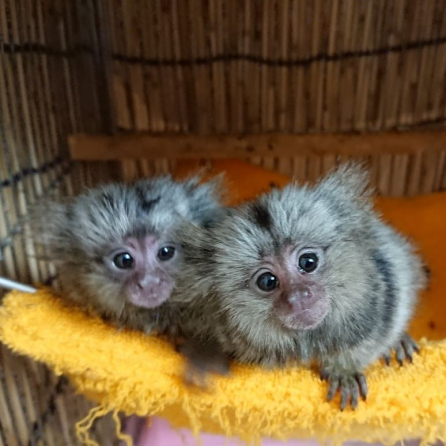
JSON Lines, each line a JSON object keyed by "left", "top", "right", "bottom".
{"left": 32, "top": 174, "right": 224, "bottom": 333}
{"left": 174, "top": 163, "right": 427, "bottom": 409}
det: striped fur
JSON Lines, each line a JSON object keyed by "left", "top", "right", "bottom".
{"left": 174, "top": 164, "right": 427, "bottom": 380}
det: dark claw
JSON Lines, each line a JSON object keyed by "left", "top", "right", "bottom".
{"left": 395, "top": 343, "right": 405, "bottom": 366}
{"left": 350, "top": 378, "right": 360, "bottom": 410}
{"left": 327, "top": 378, "right": 339, "bottom": 402}
{"left": 339, "top": 377, "right": 350, "bottom": 411}
{"left": 382, "top": 353, "right": 391, "bottom": 366}
{"left": 401, "top": 333, "right": 419, "bottom": 361}
{"left": 357, "top": 373, "right": 368, "bottom": 400}
{"left": 320, "top": 370, "right": 329, "bottom": 381}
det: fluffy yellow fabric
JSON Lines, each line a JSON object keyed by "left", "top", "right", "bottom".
{"left": 1, "top": 290, "right": 446, "bottom": 444}
{"left": 1, "top": 160, "right": 446, "bottom": 444}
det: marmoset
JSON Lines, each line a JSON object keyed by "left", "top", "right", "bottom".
{"left": 32, "top": 174, "right": 224, "bottom": 333}
{"left": 173, "top": 163, "right": 427, "bottom": 409}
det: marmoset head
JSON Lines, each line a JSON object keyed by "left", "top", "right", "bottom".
{"left": 202, "top": 163, "right": 374, "bottom": 332}
{"left": 33, "top": 175, "right": 224, "bottom": 314}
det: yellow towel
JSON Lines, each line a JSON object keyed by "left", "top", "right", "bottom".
{"left": 1, "top": 160, "right": 446, "bottom": 445}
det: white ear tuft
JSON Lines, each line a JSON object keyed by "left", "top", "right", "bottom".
{"left": 316, "top": 161, "right": 373, "bottom": 203}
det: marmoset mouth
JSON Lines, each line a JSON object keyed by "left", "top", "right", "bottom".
{"left": 278, "top": 299, "right": 329, "bottom": 331}
{"left": 128, "top": 283, "right": 174, "bottom": 309}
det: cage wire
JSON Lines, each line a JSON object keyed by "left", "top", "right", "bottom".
{"left": 1, "top": 0, "right": 446, "bottom": 444}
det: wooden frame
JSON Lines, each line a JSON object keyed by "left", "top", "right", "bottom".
{"left": 69, "top": 130, "right": 446, "bottom": 160}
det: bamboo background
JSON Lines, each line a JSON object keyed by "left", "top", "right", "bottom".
{"left": 106, "top": 0, "right": 446, "bottom": 192}
{"left": 0, "top": 0, "right": 446, "bottom": 444}
{"left": 0, "top": 0, "right": 117, "bottom": 444}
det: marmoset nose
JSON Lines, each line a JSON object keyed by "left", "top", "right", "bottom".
{"left": 137, "top": 275, "right": 163, "bottom": 289}
{"left": 288, "top": 285, "right": 313, "bottom": 303}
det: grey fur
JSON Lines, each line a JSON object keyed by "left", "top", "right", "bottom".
{"left": 31, "top": 174, "right": 225, "bottom": 333}
{"left": 173, "top": 163, "right": 427, "bottom": 408}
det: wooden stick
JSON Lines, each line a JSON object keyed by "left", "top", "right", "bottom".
{"left": 70, "top": 130, "right": 446, "bottom": 160}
